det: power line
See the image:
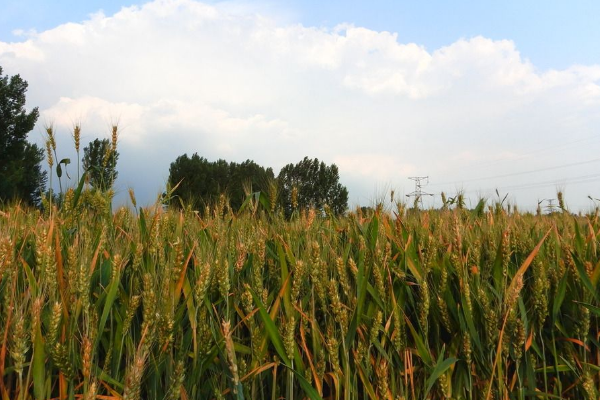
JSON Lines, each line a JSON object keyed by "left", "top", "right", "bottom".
{"left": 458, "top": 173, "right": 600, "bottom": 196}
{"left": 430, "top": 157, "right": 600, "bottom": 187}
{"left": 453, "top": 134, "right": 600, "bottom": 172}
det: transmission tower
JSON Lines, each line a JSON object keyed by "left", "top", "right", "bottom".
{"left": 406, "top": 176, "right": 433, "bottom": 209}
{"left": 545, "top": 198, "right": 558, "bottom": 214}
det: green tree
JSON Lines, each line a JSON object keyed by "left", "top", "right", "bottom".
{"left": 0, "top": 66, "right": 46, "bottom": 207}
{"left": 277, "top": 156, "right": 348, "bottom": 217}
{"left": 82, "top": 138, "right": 119, "bottom": 191}
{"left": 228, "top": 159, "right": 275, "bottom": 209}
{"left": 168, "top": 153, "right": 274, "bottom": 210}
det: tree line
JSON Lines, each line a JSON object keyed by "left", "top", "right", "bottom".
{"left": 0, "top": 66, "right": 349, "bottom": 215}
{"left": 167, "top": 153, "right": 348, "bottom": 216}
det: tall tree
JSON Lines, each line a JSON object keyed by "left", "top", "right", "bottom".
{"left": 168, "top": 153, "right": 274, "bottom": 210}
{"left": 277, "top": 156, "right": 348, "bottom": 217}
{"left": 82, "top": 138, "right": 119, "bottom": 191}
{"left": 0, "top": 66, "right": 46, "bottom": 206}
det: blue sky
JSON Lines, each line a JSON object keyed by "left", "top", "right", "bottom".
{"left": 287, "top": 0, "right": 600, "bottom": 70}
{"left": 2, "top": 0, "right": 599, "bottom": 70}
{"left": 1, "top": 0, "right": 599, "bottom": 210}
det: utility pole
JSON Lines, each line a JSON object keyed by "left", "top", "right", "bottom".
{"left": 406, "top": 176, "right": 433, "bottom": 209}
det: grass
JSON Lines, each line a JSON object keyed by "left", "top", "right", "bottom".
{"left": 0, "top": 189, "right": 599, "bottom": 400}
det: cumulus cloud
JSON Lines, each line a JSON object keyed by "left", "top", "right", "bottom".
{"left": 1, "top": 0, "right": 599, "bottom": 208}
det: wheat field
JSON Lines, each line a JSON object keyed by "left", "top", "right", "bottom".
{"left": 1, "top": 188, "right": 599, "bottom": 400}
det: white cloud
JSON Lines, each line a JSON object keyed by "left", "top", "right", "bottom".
{"left": 1, "top": 0, "right": 599, "bottom": 209}
{"left": 334, "top": 154, "right": 416, "bottom": 181}
{"left": 0, "top": 40, "right": 45, "bottom": 61}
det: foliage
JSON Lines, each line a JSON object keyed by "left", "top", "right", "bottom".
{"left": 82, "top": 138, "right": 119, "bottom": 191}
{"left": 0, "top": 66, "right": 46, "bottom": 206}
{"left": 277, "top": 156, "right": 348, "bottom": 217}
{"left": 168, "top": 153, "right": 274, "bottom": 210}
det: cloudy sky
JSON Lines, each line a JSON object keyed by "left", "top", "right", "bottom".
{"left": 1, "top": 0, "right": 599, "bottom": 211}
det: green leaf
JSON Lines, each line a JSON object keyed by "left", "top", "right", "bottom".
{"left": 287, "top": 365, "right": 324, "bottom": 400}
{"left": 94, "top": 264, "right": 121, "bottom": 351}
{"left": 32, "top": 317, "right": 46, "bottom": 400}
{"left": 21, "top": 259, "right": 39, "bottom": 297}
{"left": 95, "top": 367, "right": 124, "bottom": 389}
{"left": 535, "top": 364, "right": 576, "bottom": 373}
{"left": 366, "top": 283, "right": 385, "bottom": 311}
{"left": 250, "top": 289, "right": 290, "bottom": 366}
{"left": 257, "top": 191, "right": 270, "bottom": 212}
{"left": 523, "top": 391, "right": 564, "bottom": 399}
{"left": 424, "top": 352, "right": 457, "bottom": 398}
{"left": 582, "top": 362, "right": 600, "bottom": 372}
{"left": 574, "top": 301, "right": 600, "bottom": 318}
{"left": 356, "top": 362, "right": 379, "bottom": 400}
{"left": 573, "top": 252, "right": 598, "bottom": 301}
{"left": 370, "top": 338, "right": 392, "bottom": 363}
{"left": 345, "top": 249, "right": 367, "bottom": 347}
{"left": 461, "top": 288, "right": 482, "bottom": 354}
{"left": 59, "top": 158, "right": 71, "bottom": 179}
{"left": 237, "top": 193, "right": 253, "bottom": 214}
{"left": 139, "top": 207, "right": 148, "bottom": 241}
{"left": 405, "top": 316, "right": 432, "bottom": 366}
{"left": 278, "top": 242, "right": 292, "bottom": 317}
{"left": 71, "top": 169, "right": 88, "bottom": 209}
{"left": 404, "top": 250, "right": 423, "bottom": 282}
{"left": 366, "top": 214, "right": 379, "bottom": 251}
{"left": 552, "top": 274, "right": 568, "bottom": 320}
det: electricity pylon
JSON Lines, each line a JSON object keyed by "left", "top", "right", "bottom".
{"left": 406, "top": 176, "right": 433, "bottom": 209}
